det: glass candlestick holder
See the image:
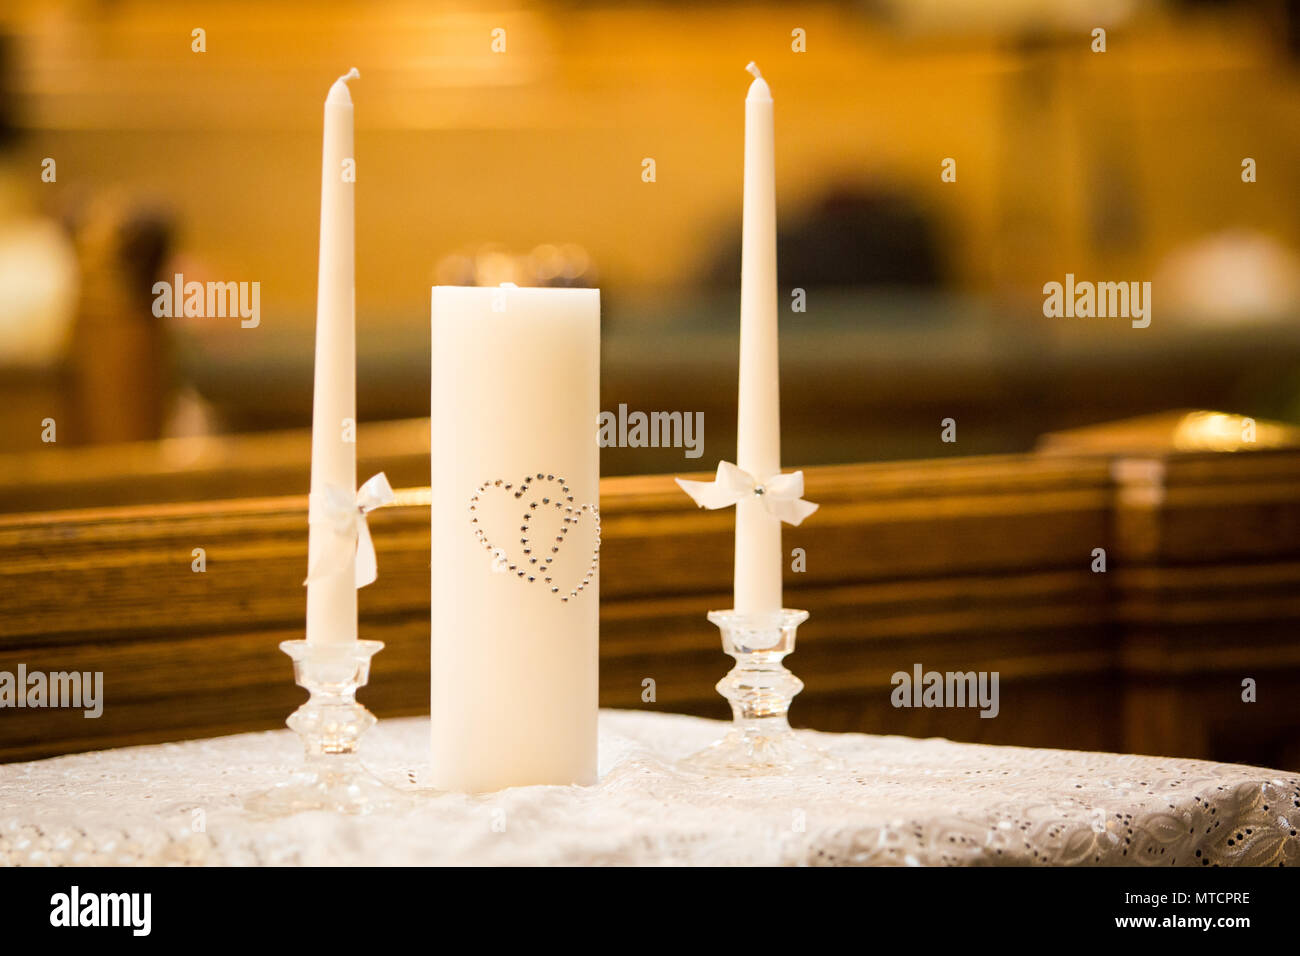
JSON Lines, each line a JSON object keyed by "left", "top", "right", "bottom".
{"left": 679, "top": 609, "right": 837, "bottom": 776}
{"left": 246, "top": 638, "right": 395, "bottom": 815}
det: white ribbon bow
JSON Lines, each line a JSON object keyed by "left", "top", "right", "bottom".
{"left": 675, "top": 461, "right": 819, "bottom": 526}
{"left": 304, "top": 472, "right": 395, "bottom": 588}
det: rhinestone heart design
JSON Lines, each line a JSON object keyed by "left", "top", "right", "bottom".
{"left": 469, "top": 473, "right": 600, "bottom": 602}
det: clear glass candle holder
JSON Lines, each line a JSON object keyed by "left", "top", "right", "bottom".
{"left": 245, "top": 638, "right": 397, "bottom": 815}
{"left": 679, "top": 609, "right": 838, "bottom": 776}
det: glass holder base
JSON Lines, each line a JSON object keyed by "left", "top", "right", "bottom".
{"left": 245, "top": 754, "right": 399, "bottom": 816}
{"left": 678, "top": 609, "right": 839, "bottom": 777}
{"left": 245, "top": 639, "right": 403, "bottom": 816}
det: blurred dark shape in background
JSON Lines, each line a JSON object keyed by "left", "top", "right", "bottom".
{"left": 0, "top": 34, "right": 17, "bottom": 152}
{"left": 705, "top": 185, "right": 946, "bottom": 291}
{"left": 66, "top": 198, "right": 175, "bottom": 445}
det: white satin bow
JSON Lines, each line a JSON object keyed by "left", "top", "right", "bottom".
{"left": 675, "top": 461, "right": 819, "bottom": 526}
{"left": 304, "top": 472, "right": 395, "bottom": 588}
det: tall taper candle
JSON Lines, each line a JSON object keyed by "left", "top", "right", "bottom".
{"left": 431, "top": 285, "right": 600, "bottom": 792}
{"left": 734, "top": 62, "right": 782, "bottom": 614}
{"left": 306, "top": 68, "right": 359, "bottom": 646}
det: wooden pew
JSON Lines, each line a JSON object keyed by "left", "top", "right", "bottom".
{"left": 4, "top": 447, "right": 1299, "bottom": 768}
{"left": 0, "top": 418, "right": 431, "bottom": 514}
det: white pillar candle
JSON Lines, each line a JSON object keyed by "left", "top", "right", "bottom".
{"left": 305, "top": 68, "right": 359, "bottom": 647}
{"left": 734, "top": 62, "right": 783, "bottom": 615}
{"left": 430, "top": 285, "right": 600, "bottom": 792}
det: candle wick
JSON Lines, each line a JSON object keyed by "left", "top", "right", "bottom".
{"left": 745, "top": 61, "right": 762, "bottom": 79}
{"left": 339, "top": 66, "right": 360, "bottom": 85}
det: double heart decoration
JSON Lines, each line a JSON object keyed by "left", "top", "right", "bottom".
{"left": 469, "top": 472, "right": 600, "bottom": 602}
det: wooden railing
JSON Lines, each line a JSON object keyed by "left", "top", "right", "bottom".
{"left": 2, "top": 446, "right": 1300, "bottom": 768}
{"left": 0, "top": 418, "right": 432, "bottom": 513}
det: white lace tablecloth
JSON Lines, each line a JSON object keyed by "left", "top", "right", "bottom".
{"left": 2, "top": 710, "right": 1297, "bottom": 866}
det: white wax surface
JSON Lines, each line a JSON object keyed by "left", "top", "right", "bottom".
{"left": 430, "top": 286, "right": 600, "bottom": 792}
{"left": 306, "top": 75, "right": 358, "bottom": 646}
{"left": 734, "top": 70, "right": 783, "bottom": 614}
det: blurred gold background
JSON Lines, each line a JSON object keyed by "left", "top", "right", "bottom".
{"left": 0, "top": 0, "right": 1298, "bottom": 480}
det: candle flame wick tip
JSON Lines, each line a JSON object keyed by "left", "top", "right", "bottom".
{"left": 340, "top": 67, "right": 360, "bottom": 83}
{"left": 746, "top": 61, "right": 762, "bottom": 79}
